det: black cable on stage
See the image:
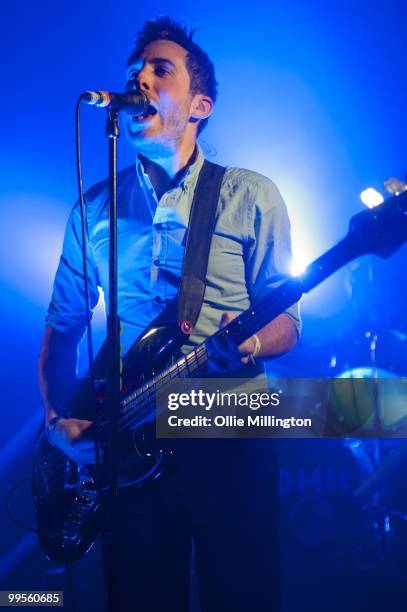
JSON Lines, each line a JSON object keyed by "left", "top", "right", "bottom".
{"left": 75, "top": 99, "right": 104, "bottom": 473}
{"left": 6, "top": 478, "right": 38, "bottom": 533}
{"left": 7, "top": 480, "right": 77, "bottom": 612}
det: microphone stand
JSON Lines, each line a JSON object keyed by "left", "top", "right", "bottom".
{"left": 103, "top": 109, "right": 121, "bottom": 612}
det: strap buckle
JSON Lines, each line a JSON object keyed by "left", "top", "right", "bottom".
{"left": 180, "top": 320, "right": 194, "bottom": 335}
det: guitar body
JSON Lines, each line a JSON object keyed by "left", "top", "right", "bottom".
{"left": 32, "top": 317, "right": 185, "bottom": 563}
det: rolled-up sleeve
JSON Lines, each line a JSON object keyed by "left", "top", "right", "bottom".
{"left": 246, "top": 177, "right": 302, "bottom": 338}
{"left": 45, "top": 201, "right": 100, "bottom": 339}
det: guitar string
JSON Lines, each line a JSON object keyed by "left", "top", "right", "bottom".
{"left": 118, "top": 345, "right": 208, "bottom": 430}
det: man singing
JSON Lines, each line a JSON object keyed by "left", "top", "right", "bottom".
{"left": 39, "top": 16, "right": 300, "bottom": 611}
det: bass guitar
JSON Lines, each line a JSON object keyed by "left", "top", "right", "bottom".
{"left": 32, "top": 191, "right": 407, "bottom": 562}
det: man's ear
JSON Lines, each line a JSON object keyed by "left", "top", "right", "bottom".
{"left": 190, "top": 94, "right": 214, "bottom": 121}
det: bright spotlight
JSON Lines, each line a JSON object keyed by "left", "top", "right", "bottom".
{"left": 291, "top": 251, "right": 310, "bottom": 277}
{"left": 360, "top": 187, "right": 384, "bottom": 208}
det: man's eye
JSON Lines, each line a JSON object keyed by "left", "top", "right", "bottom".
{"left": 155, "top": 66, "right": 169, "bottom": 76}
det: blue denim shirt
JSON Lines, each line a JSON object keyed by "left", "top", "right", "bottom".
{"left": 46, "top": 146, "right": 301, "bottom": 357}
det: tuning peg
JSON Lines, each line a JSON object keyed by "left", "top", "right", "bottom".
{"left": 383, "top": 177, "right": 407, "bottom": 196}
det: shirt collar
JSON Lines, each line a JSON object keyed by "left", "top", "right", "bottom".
{"left": 135, "top": 144, "right": 205, "bottom": 194}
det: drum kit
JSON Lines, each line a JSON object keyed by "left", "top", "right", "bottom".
{"left": 277, "top": 177, "right": 407, "bottom": 583}
{"left": 323, "top": 261, "right": 407, "bottom": 570}
{"left": 275, "top": 321, "right": 407, "bottom": 582}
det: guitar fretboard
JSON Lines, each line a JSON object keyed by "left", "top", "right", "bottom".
{"left": 119, "top": 343, "right": 209, "bottom": 431}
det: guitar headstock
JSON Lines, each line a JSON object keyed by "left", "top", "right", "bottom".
{"left": 348, "top": 190, "right": 407, "bottom": 259}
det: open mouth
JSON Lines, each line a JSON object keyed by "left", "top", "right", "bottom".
{"left": 132, "top": 105, "right": 158, "bottom": 121}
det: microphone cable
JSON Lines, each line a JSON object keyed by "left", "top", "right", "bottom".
{"left": 75, "top": 97, "right": 104, "bottom": 473}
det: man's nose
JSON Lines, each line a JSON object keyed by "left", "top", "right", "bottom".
{"left": 136, "top": 66, "right": 151, "bottom": 92}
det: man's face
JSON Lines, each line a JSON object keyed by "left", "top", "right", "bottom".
{"left": 124, "top": 39, "right": 196, "bottom": 156}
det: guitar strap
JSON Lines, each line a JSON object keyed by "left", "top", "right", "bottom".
{"left": 177, "top": 159, "right": 226, "bottom": 336}
{"left": 90, "top": 158, "right": 226, "bottom": 377}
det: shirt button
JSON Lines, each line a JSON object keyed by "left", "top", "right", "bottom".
{"left": 155, "top": 223, "right": 163, "bottom": 230}
{"left": 153, "top": 258, "right": 159, "bottom": 266}
{"left": 154, "top": 296, "right": 162, "bottom": 303}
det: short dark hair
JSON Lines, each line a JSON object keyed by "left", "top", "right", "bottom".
{"left": 127, "top": 16, "right": 217, "bottom": 134}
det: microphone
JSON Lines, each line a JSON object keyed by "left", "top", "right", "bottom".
{"left": 80, "top": 90, "right": 150, "bottom": 115}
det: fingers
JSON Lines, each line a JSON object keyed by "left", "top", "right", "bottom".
{"left": 50, "top": 418, "right": 99, "bottom": 465}
{"left": 210, "top": 333, "right": 240, "bottom": 360}
{"left": 72, "top": 442, "right": 99, "bottom": 465}
{"left": 206, "top": 312, "right": 257, "bottom": 374}
{"left": 214, "top": 313, "right": 255, "bottom": 358}
{"left": 206, "top": 322, "right": 244, "bottom": 375}
{"left": 55, "top": 418, "right": 93, "bottom": 441}
{"left": 220, "top": 312, "right": 235, "bottom": 327}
